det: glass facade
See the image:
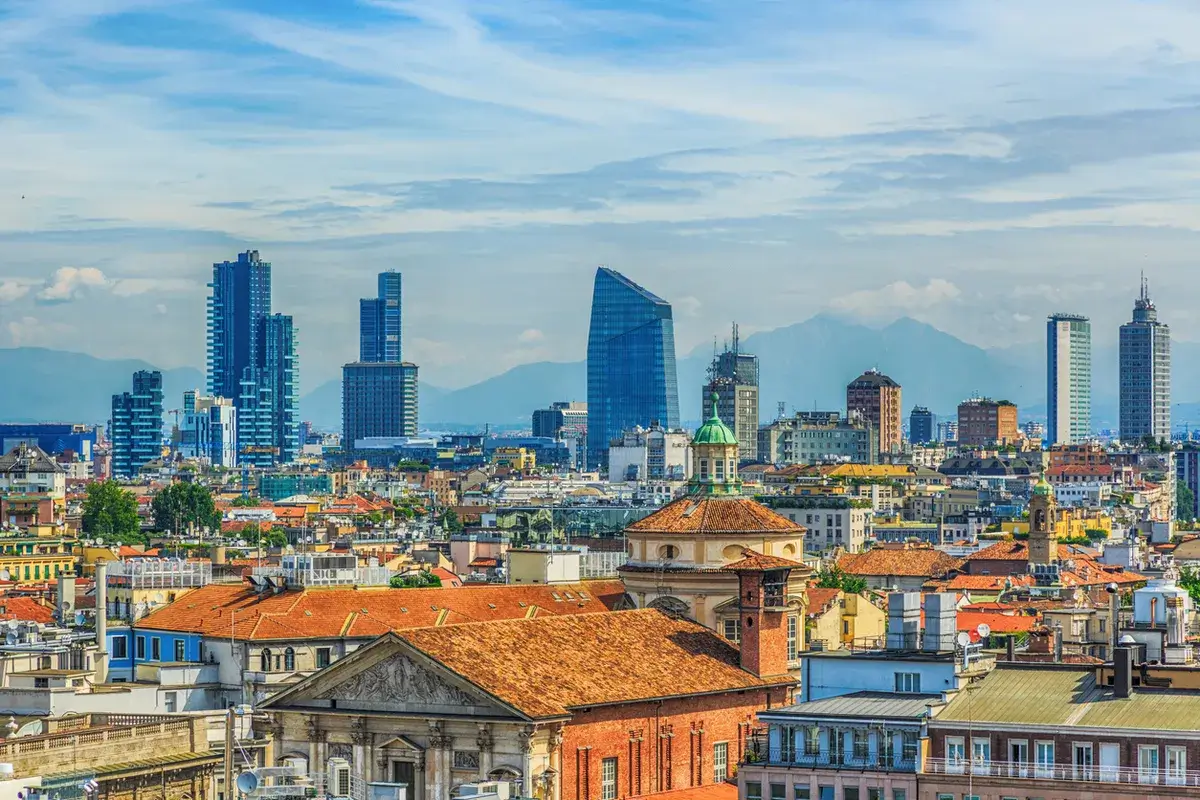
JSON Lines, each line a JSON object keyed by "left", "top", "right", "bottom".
{"left": 586, "top": 268, "right": 680, "bottom": 470}
{"left": 1119, "top": 280, "right": 1170, "bottom": 441}
{"left": 110, "top": 370, "right": 163, "bottom": 478}
{"left": 207, "top": 250, "right": 271, "bottom": 400}
{"left": 1047, "top": 314, "right": 1092, "bottom": 445}
{"left": 360, "top": 270, "right": 402, "bottom": 362}
{"left": 342, "top": 362, "right": 419, "bottom": 446}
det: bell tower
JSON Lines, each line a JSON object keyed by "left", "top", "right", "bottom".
{"left": 1028, "top": 473, "right": 1058, "bottom": 568}
{"left": 691, "top": 392, "right": 740, "bottom": 495}
{"left": 724, "top": 549, "right": 801, "bottom": 679}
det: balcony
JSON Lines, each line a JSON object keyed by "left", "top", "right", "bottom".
{"left": 755, "top": 747, "right": 917, "bottom": 774}
{"left": 925, "top": 758, "right": 1200, "bottom": 787}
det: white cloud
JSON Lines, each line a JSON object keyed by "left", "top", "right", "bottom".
{"left": 831, "top": 279, "right": 962, "bottom": 317}
{"left": 110, "top": 277, "right": 197, "bottom": 296}
{"left": 6, "top": 315, "right": 70, "bottom": 347}
{"left": 0, "top": 280, "right": 34, "bottom": 303}
{"left": 517, "top": 328, "right": 544, "bottom": 343}
{"left": 36, "top": 266, "right": 107, "bottom": 303}
{"left": 676, "top": 296, "right": 702, "bottom": 317}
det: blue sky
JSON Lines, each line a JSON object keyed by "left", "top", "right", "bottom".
{"left": 4, "top": 0, "right": 1200, "bottom": 389}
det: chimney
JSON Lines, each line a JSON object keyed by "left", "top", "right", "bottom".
{"left": 1114, "top": 640, "right": 1135, "bottom": 698}
{"left": 726, "top": 551, "right": 796, "bottom": 679}
{"left": 94, "top": 561, "right": 109, "bottom": 685}
{"left": 922, "top": 593, "right": 957, "bottom": 653}
{"left": 1053, "top": 622, "right": 1063, "bottom": 662}
{"left": 887, "top": 592, "right": 921, "bottom": 650}
{"left": 56, "top": 576, "right": 76, "bottom": 625}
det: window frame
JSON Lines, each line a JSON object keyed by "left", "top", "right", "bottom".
{"left": 600, "top": 757, "right": 617, "bottom": 800}
{"left": 712, "top": 742, "right": 728, "bottom": 783}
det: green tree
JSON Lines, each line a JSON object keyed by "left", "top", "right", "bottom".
{"left": 152, "top": 482, "right": 221, "bottom": 533}
{"left": 81, "top": 481, "right": 141, "bottom": 540}
{"left": 814, "top": 565, "right": 868, "bottom": 595}
{"left": 390, "top": 571, "right": 442, "bottom": 589}
{"left": 1178, "top": 480, "right": 1195, "bottom": 522}
{"left": 441, "top": 509, "right": 464, "bottom": 533}
{"left": 239, "top": 522, "right": 262, "bottom": 545}
{"left": 231, "top": 495, "right": 259, "bottom": 508}
{"left": 263, "top": 528, "right": 289, "bottom": 548}
{"left": 1180, "top": 566, "right": 1200, "bottom": 605}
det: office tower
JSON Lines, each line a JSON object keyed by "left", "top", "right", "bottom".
{"left": 846, "top": 369, "right": 902, "bottom": 453}
{"left": 702, "top": 323, "right": 759, "bottom": 462}
{"left": 207, "top": 251, "right": 299, "bottom": 466}
{"left": 957, "top": 398, "right": 1019, "bottom": 447}
{"left": 179, "top": 390, "right": 237, "bottom": 468}
{"left": 343, "top": 272, "right": 418, "bottom": 449}
{"left": 1047, "top": 313, "right": 1092, "bottom": 445}
{"left": 532, "top": 401, "right": 588, "bottom": 469}
{"left": 110, "top": 371, "right": 163, "bottom": 478}
{"left": 342, "top": 362, "right": 419, "bottom": 446}
{"left": 360, "top": 270, "right": 402, "bottom": 362}
{"left": 909, "top": 406, "right": 935, "bottom": 445}
{"left": 758, "top": 412, "right": 878, "bottom": 466}
{"left": 1120, "top": 277, "right": 1171, "bottom": 442}
{"left": 585, "top": 267, "right": 680, "bottom": 471}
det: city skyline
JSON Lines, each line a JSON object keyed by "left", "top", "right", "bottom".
{"left": 4, "top": 2, "right": 1200, "bottom": 388}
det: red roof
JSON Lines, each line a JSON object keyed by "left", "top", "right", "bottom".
{"left": 0, "top": 597, "right": 54, "bottom": 624}
{"left": 956, "top": 611, "right": 1037, "bottom": 634}
{"left": 468, "top": 557, "right": 500, "bottom": 568}
{"left": 804, "top": 588, "right": 842, "bottom": 618}
{"left": 723, "top": 548, "right": 804, "bottom": 572}
{"left": 626, "top": 496, "right": 804, "bottom": 536}
{"left": 430, "top": 567, "right": 463, "bottom": 588}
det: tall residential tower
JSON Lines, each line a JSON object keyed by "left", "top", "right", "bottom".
{"left": 846, "top": 369, "right": 902, "bottom": 453}
{"left": 110, "top": 370, "right": 163, "bottom": 478}
{"left": 1119, "top": 277, "right": 1171, "bottom": 442}
{"left": 586, "top": 267, "right": 680, "bottom": 471}
{"left": 702, "top": 324, "right": 760, "bottom": 462}
{"left": 359, "top": 270, "right": 402, "bottom": 362}
{"left": 1047, "top": 313, "right": 1092, "bottom": 445}
{"left": 343, "top": 271, "right": 418, "bottom": 447}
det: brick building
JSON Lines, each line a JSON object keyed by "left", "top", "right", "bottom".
{"left": 846, "top": 370, "right": 902, "bottom": 454}
{"left": 956, "top": 398, "right": 1019, "bottom": 447}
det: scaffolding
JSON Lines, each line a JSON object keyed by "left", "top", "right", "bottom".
{"left": 106, "top": 559, "right": 212, "bottom": 589}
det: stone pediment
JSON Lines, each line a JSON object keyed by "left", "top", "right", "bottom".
{"left": 319, "top": 653, "right": 477, "bottom": 706}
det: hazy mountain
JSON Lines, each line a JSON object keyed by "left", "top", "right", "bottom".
{"left": 0, "top": 348, "right": 203, "bottom": 424}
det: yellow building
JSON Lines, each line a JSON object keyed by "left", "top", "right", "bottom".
{"left": 805, "top": 588, "right": 888, "bottom": 651}
{"left": 0, "top": 532, "right": 76, "bottom": 582}
{"left": 492, "top": 447, "right": 535, "bottom": 471}
{"left": 1001, "top": 506, "right": 1112, "bottom": 541}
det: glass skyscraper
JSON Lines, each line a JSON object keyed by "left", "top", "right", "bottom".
{"left": 1047, "top": 313, "right": 1092, "bottom": 445}
{"left": 1119, "top": 278, "right": 1171, "bottom": 442}
{"left": 360, "top": 270, "right": 402, "bottom": 362}
{"left": 207, "top": 251, "right": 299, "bottom": 465}
{"left": 111, "top": 370, "right": 163, "bottom": 478}
{"left": 586, "top": 267, "right": 680, "bottom": 470}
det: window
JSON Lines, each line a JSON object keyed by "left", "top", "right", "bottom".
{"left": 946, "top": 737, "right": 965, "bottom": 774}
{"left": 723, "top": 618, "right": 741, "bottom": 644}
{"left": 600, "top": 758, "right": 617, "bottom": 800}
{"left": 853, "top": 729, "right": 869, "bottom": 760}
{"left": 164, "top": 691, "right": 177, "bottom": 713}
{"left": 715, "top": 460, "right": 725, "bottom": 481}
{"left": 151, "top": 637, "right": 161, "bottom": 661}
{"left": 787, "top": 616, "right": 799, "bottom": 661}
{"left": 894, "top": 672, "right": 921, "bottom": 693}
{"left": 892, "top": 792, "right": 906, "bottom": 800}
{"left": 260, "top": 649, "right": 272, "bottom": 672}
{"left": 1073, "top": 743, "right": 1093, "bottom": 781}
{"left": 771, "top": 785, "right": 786, "bottom": 800}
{"left": 174, "top": 640, "right": 186, "bottom": 662}
{"left": 391, "top": 762, "right": 415, "bottom": 786}
{"left": 1139, "top": 745, "right": 1160, "bottom": 784}
{"left": 1167, "top": 746, "right": 1187, "bottom": 786}
{"left": 972, "top": 738, "right": 991, "bottom": 772}
{"left": 937, "top": 795, "right": 954, "bottom": 800}
{"left": 794, "top": 787, "right": 810, "bottom": 800}
{"left": 112, "top": 636, "right": 128, "bottom": 660}
{"left": 842, "top": 789, "right": 859, "bottom": 800}
{"left": 804, "top": 727, "right": 820, "bottom": 756}
{"left": 33, "top": 677, "right": 48, "bottom": 688}
{"left": 284, "top": 647, "right": 296, "bottom": 671}
{"left": 745, "top": 783, "right": 762, "bottom": 800}
{"left": 818, "top": 789, "right": 834, "bottom": 800}
{"left": 867, "top": 790, "right": 882, "bottom": 800}
{"left": 1035, "top": 741, "right": 1055, "bottom": 779}
{"left": 136, "top": 636, "right": 146, "bottom": 660}
{"left": 316, "top": 648, "right": 332, "bottom": 669}
{"left": 713, "top": 743, "right": 728, "bottom": 783}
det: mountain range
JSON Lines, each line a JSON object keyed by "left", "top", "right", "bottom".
{"left": 4, "top": 315, "right": 1199, "bottom": 431}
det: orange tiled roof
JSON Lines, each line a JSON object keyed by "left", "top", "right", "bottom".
{"left": 0, "top": 597, "right": 53, "bottom": 624}
{"left": 723, "top": 548, "right": 804, "bottom": 572}
{"left": 626, "top": 496, "right": 804, "bottom": 536}
{"left": 838, "top": 547, "right": 962, "bottom": 578}
{"left": 430, "top": 567, "right": 463, "bottom": 588}
{"left": 956, "top": 610, "right": 1037, "bottom": 634}
{"left": 400, "top": 608, "right": 786, "bottom": 719}
{"left": 136, "top": 580, "right": 627, "bottom": 641}
{"left": 804, "top": 588, "right": 842, "bottom": 618}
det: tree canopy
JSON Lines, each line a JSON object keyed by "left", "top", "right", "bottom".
{"left": 390, "top": 571, "right": 442, "bottom": 589}
{"left": 82, "top": 481, "right": 141, "bottom": 541}
{"left": 813, "top": 565, "right": 868, "bottom": 595}
{"left": 151, "top": 482, "right": 221, "bottom": 533}
{"left": 1178, "top": 480, "right": 1195, "bottom": 522}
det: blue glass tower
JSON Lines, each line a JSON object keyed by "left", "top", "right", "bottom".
{"left": 111, "top": 370, "right": 163, "bottom": 478}
{"left": 585, "top": 267, "right": 680, "bottom": 470}
{"left": 360, "top": 271, "right": 402, "bottom": 362}
{"left": 207, "top": 251, "right": 271, "bottom": 400}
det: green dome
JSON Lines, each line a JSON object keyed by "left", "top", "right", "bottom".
{"left": 1032, "top": 474, "right": 1053, "bottom": 496}
{"left": 693, "top": 392, "right": 738, "bottom": 446}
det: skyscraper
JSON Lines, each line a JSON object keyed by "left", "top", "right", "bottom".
{"left": 110, "top": 370, "right": 163, "bottom": 478}
{"left": 846, "top": 369, "right": 902, "bottom": 453}
{"left": 1120, "top": 277, "right": 1171, "bottom": 442}
{"left": 359, "top": 270, "right": 402, "bottom": 362}
{"left": 343, "top": 271, "right": 418, "bottom": 448}
{"left": 207, "top": 250, "right": 299, "bottom": 465}
{"left": 1047, "top": 313, "right": 1092, "bottom": 445}
{"left": 909, "top": 406, "right": 935, "bottom": 444}
{"left": 586, "top": 267, "right": 680, "bottom": 471}
{"left": 703, "top": 323, "right": 759, "bottom": 462}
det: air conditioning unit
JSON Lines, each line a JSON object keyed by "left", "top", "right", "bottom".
{"left": 327, "top": 758, "right": 352, "bottom": 799}
{"left": 455, "top": 782, "right": 510, "bottom": 800}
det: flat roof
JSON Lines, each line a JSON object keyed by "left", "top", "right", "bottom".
{"left": 765, "top": 691, "right": 942, "bottom": 721}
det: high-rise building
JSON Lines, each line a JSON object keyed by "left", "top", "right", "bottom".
{"left": 585, "top": 267, "right": 680, "bottom": 470}
{"left": 1047, "top": 313, "right": 1092, "bottom": 445}
{"left": 956, "top": 398, "right": 1020, "bottom": 447}
{"left": 846, "top": 369, "right": 902, "bottom": 453}
{"left": 909, "top": 406, "right": 935, "bottom": 444}
{"left": 1120, "top": 277, "right": 1171, "bottom": 442}
{"left": 532, "top": 401, "right": 588, "bottom": 469}
{"left": 207, "top": 251, "right": 299, "bottom": 466}
{"left": 359, "top": 270, "right": 402, "bottom": 362}
{"left": 110, "top": 370, "right": 163, "bottom": 478}
{"left": 703, "top": 323, "right": 759, "bottom": 462}
{"left": 342, "top": 362, "right": 419, "bottom": 446}
{"left": 179, "top": 390, "right": 237, "bottom": 468}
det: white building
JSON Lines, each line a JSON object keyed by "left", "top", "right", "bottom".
{"left": 179, "top": 391, "right": 237, "bottom": 468}
{"left": 1054, "top": 481, "right": 1111, "bottom": 507}
{"left": 607, "top": 424, "right": 692, "bottom": 481}
{"left": 769, "top": 499, "right": 871, "bottom": 553}
{"left": 0, "top": 444, "right": 66, "bottom": 500}
{"left": 1047, "top": 313, "right": 1092, "bottom": 445}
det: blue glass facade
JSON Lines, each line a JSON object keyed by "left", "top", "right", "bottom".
{"left": 207, "top": 250, "right": 271, "bottom": 400}
{"left": 585, "top": 267, "right": 680, "bottom": 470}
{"left": 0, "top": 423, "right": 96, "bottom": 460}
{"left": 342, "top": 362, "right": 419, "bottom": 446}
{"left": 359, "top": 271, "right": 402, "bottom": 362}
{"left": 110, "top": 370, "right": 163, "bottom": 478}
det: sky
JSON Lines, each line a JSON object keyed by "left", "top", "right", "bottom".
{"left": 4, "top": 0, "right": 1200, "bottom": 391}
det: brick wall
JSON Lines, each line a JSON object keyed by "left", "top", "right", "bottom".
{"left": 560, "top": 688, "right": 787, "bottom": 800}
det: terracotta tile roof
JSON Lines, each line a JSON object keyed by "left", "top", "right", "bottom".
{"left": 933, "top": 574, "right": 1034, "bottom": 592}
{"left": 0, "top": 596, "right": 53, "bottom": 624}
{"left": 626, "top": 496, "right": 804, "bottom": 536}
{"left": 429, "top": 567, "right": 463, "bottom": 588}
{"left": 967, "top": 540, "right": 1029, "bottom": 561}
{"left": 401, "top": 608, "right": 785, "bottom": 719}
{"left": 837, "top": 547, "right": 962, "bottom": 578}
{"left": 135, "top": 580, "right": 627, "bottom": 641}
{"left": 956, "top": 610, "right": 1037, "bottom": 634}
{"left": 804, "top": 588, "right": 842, "bottom": 618}
{"left": 631, "top": 785, "right": 737, "bottom": 800}
{"left": 468, "top": 557, "right": 499, "bottom": 568}
{"left": 723, "top": 548, "right": 804, "bottom": 572}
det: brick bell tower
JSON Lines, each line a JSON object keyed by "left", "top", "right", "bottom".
{"left": 724, "top": 548, "right": 802, "bottom": 679}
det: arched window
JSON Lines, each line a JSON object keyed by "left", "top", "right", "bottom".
{"left": 284, "top": 647, "right": 296, "bottom": 671}
{"left": 260, "top": 649, "right": 272, "bottom": 672}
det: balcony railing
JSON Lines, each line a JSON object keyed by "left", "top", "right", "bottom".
{"left": 925, "top": 758, "right": 1200, "bottom": 787}
{"left": 756, "top": 747, "right": 917, "bottom": 773}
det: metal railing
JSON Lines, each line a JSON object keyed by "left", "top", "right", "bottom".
{"left": 925, "top": 758, "right": 1200, "bottom": 787}
{"left": 758, "top": 747, "right": 917, "bottom": 773}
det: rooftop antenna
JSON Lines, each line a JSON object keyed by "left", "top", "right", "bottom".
{"left": 731, "top": 322, "right": 740, "bottom": 357}
{"left": 777, "top": 401, "right": 786, "bottom": 421}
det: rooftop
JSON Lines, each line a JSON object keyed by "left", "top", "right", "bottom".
{"left": 764, "top": 691, "right": 941, "bottom": 721}
{"left": 837, "top": 546, "right": 962, "bottom": 578}
{"left": 626, "top": 495, "right": 804, "bottom": 536}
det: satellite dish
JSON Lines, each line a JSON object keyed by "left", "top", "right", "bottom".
{"left": 956, "top": 631, "right": 971, "bottom": 648}
{"left": 236, "top": 772, "right": 259, "bottom": 795}
{"left": 0, "top": 570, "right": 11, "bottom": 582}
{"left": 976, "top": 623, "right": 991, "bottom": 639}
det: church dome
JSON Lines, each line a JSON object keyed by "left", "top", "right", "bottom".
{"left": 693, "top": 392, "right": 738, "bottom": 446}
{"left": 1032, "top": 475, "right": 1053, "bottom": 496}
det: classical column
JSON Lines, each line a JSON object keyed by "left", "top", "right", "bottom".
{"left": 476, "top": 724, "right": 495, "bottom": 780}
{"left": 694, "top": 594, "right": 709, "bottom": 629}
{"left": 351, "top": 717, "right": 371, "bottom": 781}
{"left": 547, "top": 726, "right": 564, "bottom": 800}
{"left": 518, "top": 725, "right": 535, "bottom": 799}
{"left": 428, "top": 722, "right": 452, "bottom": 800}
{"left": 265, "top": 714, "right": 285, "bottom": 766}
{"left": 414, "top": 751, "right": 426, "bottom": 800}
{"left": 305, "top": 715, "right": 326, "bottom": 773}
